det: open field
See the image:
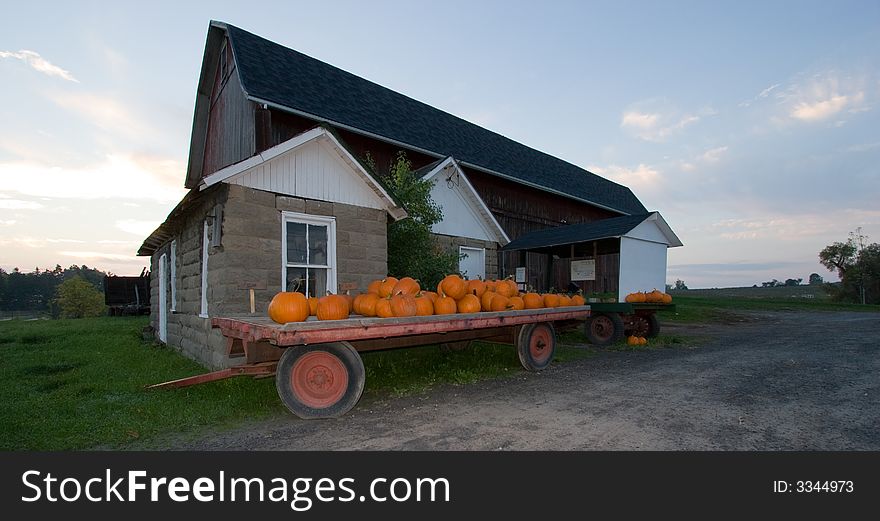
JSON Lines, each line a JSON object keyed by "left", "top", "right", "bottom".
{"left": 2, "top": 294, "right": 876, "bottom": 450}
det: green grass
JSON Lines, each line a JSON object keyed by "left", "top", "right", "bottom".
{"left": 0, "top": 317, "right": 595, "bottom": 450}
{"left": 665, "top": 294, "right": 879, "bottom": 323}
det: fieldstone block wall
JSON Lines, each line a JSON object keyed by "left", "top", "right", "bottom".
{"left": 432, "top": 233, "right": 498, "bottom": 280}
{"left": 149, "top": 183, "right": 388, "bottom": 369}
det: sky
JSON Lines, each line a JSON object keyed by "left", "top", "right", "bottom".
{"left": 0, "top": 1, "right": 878, "bottom": 288}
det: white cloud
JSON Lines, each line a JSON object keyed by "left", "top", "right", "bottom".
{"left": 846, "top": 141, "right": 880, "bottom": 152}
{"left": 58, "top": 251, "right": 142, "bottom": 263}
{"left": 620, "top": 106, "right": 705, "bottom": 142}
{"left": 0, "top": 50, "right": 78, "bottom": 82}
{"left": 0, "top": 220, "right": 16, "bottom": 226}
{"left": 0, "top": 154, "right": 186, "bottom": 203}
{"left": 0, "top": 199, "right": 43, "bottom": 210}
{"left": 589, "top": 163, "right": 661, "bottom": 188}
{"left": 699, "top": 146, "right": 728, "bottom": 163}
{"left": 791, "top": 94, "right": 853, "bottom": 121}
{"left": 47, "top": 91, "right": 157, "bottom": 141}
{"left": 115, "top": 219, "right": 161, "bottom": 236}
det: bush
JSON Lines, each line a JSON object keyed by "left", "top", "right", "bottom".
{"left": 56, "top": 277, "right": 106, "bottom": 318}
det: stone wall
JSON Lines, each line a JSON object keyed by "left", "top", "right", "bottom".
{"left": 432, "top": 233, "right": 499, "bottom": 280}
{"left": 149, "top": 184, "right": 388, "bottom": 369}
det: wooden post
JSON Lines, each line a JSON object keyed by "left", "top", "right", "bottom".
{"left": 249, "top": 288, "right": 255, "bottom": 314}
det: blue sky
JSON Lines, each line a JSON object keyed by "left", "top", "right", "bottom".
{"left": 1, "top": 1, "right": 878, "bottom": 287}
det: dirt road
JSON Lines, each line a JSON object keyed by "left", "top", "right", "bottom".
{"left": 177, "top": 310, "right": 879, "bottom": 450}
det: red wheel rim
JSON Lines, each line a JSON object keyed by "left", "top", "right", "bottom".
{"left": 291, "top": 351, "right": 349, "bottom": 408}
{"left": 591, "top": 316, "right": 614, "bottom": 341}
{"left": 529, "top": 326, "right": 553, "bottom": 364}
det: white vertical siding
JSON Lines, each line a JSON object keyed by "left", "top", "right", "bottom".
{"left": 429, "top": 178, "right": 494, "bottom": 241}
{"left": 618, "top": 237, "right": 668, "bottom": 300}
{"left": 229, "top": 138, "right": 386, "bottom": 210}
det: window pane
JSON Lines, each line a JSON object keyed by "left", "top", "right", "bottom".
{"left": 286, "top": 222, "right": 306, "bottom": 264}
{"left": 308, "top": 224, "right": 328, "bottom": 266}
{"left": 308, "top": 268, "right": 328, "bottom": 297}
{"left": 286, "top": 267, "right": 306, "bottom": 293}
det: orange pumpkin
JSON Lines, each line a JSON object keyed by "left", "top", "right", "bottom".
{"left": 307, "top": 296, "right": 319, "bottom": 316}
{"left": 375, "top": 297, "right": 394, "bottom": 318}
{"left": 378, "top": 277, "right": 399, "bottom": 298}
{"left": 367, "top": 279, "right": 382, "bottom": 295}
{"left": 413, "top": 294, "right": 434, "bottom": 316}
{"left": 626, "top": 292, "right": 646, "bottom": 303}
{"left": 542, "top": 293, "right": 560, "bottom": 308}
{"left": 438, "top": 274, "right": 466, "bottom": 300}
{"left": 392, "top": 276, "right": 420, "bottom": 296}
{"left": 390, "top": 294, "right": 417, "bottom": 317}
{"left": 495, "top": 279, "right": 517, "bottom": 298}
{"left": 466, "top": 279, "right": 486, "bottom": 298}
{"left": 485, "top": 280, "right": 497, "bottom": 293}
{"left": 661, "top": 293, "right": 673, "bottom": 304}
{"left": 627, "top": 335, "right": 639, "bottom": 346}
{"left": 490, "top": 294, "right": 511, "bottom": 312}
{"left": 356, "top": 293, "right": 380, "bottom": 317}
{"left": 267, "top": 292, "right": 309, "bottom": 324}
{"left": 457, "top": 294, "right": 481, "bottom": 314}
{"left": 421, "top": 290, "right": 439, "bottom": 303}
{"left": 352, "top": 293, "right": 367, "bottom": 314}
{"left": 480, "top": 290, "right": 497, "bottom": 312}
{"left": 341, "top": 292, "right": 355, "bottom": 313}
{"left": 434, "top": 295, "right": 457, "bottom": 315}
{"left": 522, "top": 292, "right": 544, "bottom": 309}
{"left": 646, "top": 289, "right": 664, "bottom": 303}
{"left": 557, "top": 294, "right": 572, "bottom": 307}
{"left": 508, "top": 296, "right": 525, "bottom": 310}
{"left": 316, "top": 294, "right": 350, "bottom": 320}
{"left": 638, "top": 337, "right": 647, "bottom": 345}
{"left": 570, "top": 294, "right": 586, "bottom": 306}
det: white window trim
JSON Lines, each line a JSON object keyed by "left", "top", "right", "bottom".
{"left": 158, "top": 253, "right": 167, "bottom": 343}
{"left": 281, "top": 211, "right": 337, "bottom": 294}
{"left": 170, "top": 239, "right": 177, "bottom": 312}
{"left": 459, "top": 246, "right": 486, "bottom": 280}
{"left": 199, "top": 220, "right": 209, "bottom": 318}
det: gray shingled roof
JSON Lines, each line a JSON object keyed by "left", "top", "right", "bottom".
{"left": 222, "top": 22, "right": 646, "bottom": 215}
{"left": 502, "top": 213, "right": 654, "bottom": 251}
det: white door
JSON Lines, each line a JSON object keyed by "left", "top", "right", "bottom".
{"left": 158, "top": 253, "right": 167, "bottom": 343}
{"left": 459, "top": 247, "right": 485, "bottom": 280}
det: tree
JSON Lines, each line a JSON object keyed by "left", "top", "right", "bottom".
{"left": 808, "top": 273, "right": 823, "bottom": 285}
{"left": 761, "top": 279, "right": 782, "bottom": 288}
{"left": 673, "top": 279, "right": 688, "bottom": 290}
{"left": 383, "top": 152, "right": 459, "bottom": 288}
{"left": 56, "top": 277, "right": 106, "bottom": 318}
{"left": 819, "top": 229, "right": 879, "bottom": 304}
{"left": 784, "top": 278, "right": 803, "bottom": 286}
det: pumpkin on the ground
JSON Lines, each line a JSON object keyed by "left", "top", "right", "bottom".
{"left": 268, "top": 292, "right": 309, "bottom": 324}
{"left": 627, "top": 335, "right": 639, "bottom": 346}
{"left": 316, "top": 294, "right": 350, "bottom": 320}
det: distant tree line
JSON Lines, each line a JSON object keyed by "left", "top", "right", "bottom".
{"left": 0, "top": 265, "right": 107, "bottom": 314}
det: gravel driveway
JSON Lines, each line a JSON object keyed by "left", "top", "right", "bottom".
{"left": 176, "top": 310, "right": 879, "bottom": 450}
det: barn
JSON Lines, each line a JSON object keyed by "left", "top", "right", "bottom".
{"left": 138, "top": 21, "right": 681, "bottom": 368}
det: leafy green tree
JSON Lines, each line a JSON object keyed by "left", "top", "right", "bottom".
{"left": 383, "top": 152, "right": 459, "bottom": 289}
{"left": 673, "top": 279, "right": 688, "bottom": 290}
{"left": 808, "top": 273, "right": 823, "bottom": 285}
{"left": 819, "top": 231, "right": 879, "bottom": 304}
{"left": 56, "top": 277, "right": 106, "bottom": 318}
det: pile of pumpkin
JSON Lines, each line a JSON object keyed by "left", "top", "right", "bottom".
{"left": 624, "top": 289, "right": 673, "bottom": 304}
{"left": 267, "top": 274, "right": 587, "bottom": 324}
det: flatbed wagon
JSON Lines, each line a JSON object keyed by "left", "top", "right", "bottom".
{"left": 583, "top": 302, "right": 676, "bottom": 345}
{"left": 150, "top": 307, "right": 591, "bottom": 419}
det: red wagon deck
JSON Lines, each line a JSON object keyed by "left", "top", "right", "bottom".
{"left": 151, "top": 306, "right": 591, "bottom": 419}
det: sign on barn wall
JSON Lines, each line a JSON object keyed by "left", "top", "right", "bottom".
{"left": 570, "top": 259, "right": 596, "bottom": 281}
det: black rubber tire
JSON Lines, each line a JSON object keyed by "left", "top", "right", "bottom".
{"left": 644, "top": 313, "right": 661, "bottom": 338}
{"left": 585, "top": 313, "right": 624, "bottom": 346}
{"left": 275, "top": 342, "right": 365, "bottom": 419}
{"left": 439, "top": 341, "right": 472, "bottom": 352}
{"left": 517, "top": 322, "right": 556, "bottom": 371}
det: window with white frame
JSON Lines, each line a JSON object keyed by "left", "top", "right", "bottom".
{"left": 282, "top": 212, "right": 336, "bottom": 296}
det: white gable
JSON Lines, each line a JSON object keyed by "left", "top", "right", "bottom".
{"left": 623, "top": 212, "right": 683, "bottom": 247}
{"left": 422, "top": 158, "right": 509, "bottom": 244}
{"left": 200, "top": 128, "right": 405, "bottom": 219}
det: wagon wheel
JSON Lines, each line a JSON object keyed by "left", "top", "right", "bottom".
{"left": 585, "top": 313, "right": 624, "bottom": 346}
{"left": 440, "top": 341, "right": 472, "bottom": 352}
{"left": 625, "top": 313, "right": 661, "bottom": 338}
{"left": 275, "top": 342, "right": 365, "bottom": 419}
{"left": 517, "top": 322, "right": 556, "bottom": 371}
